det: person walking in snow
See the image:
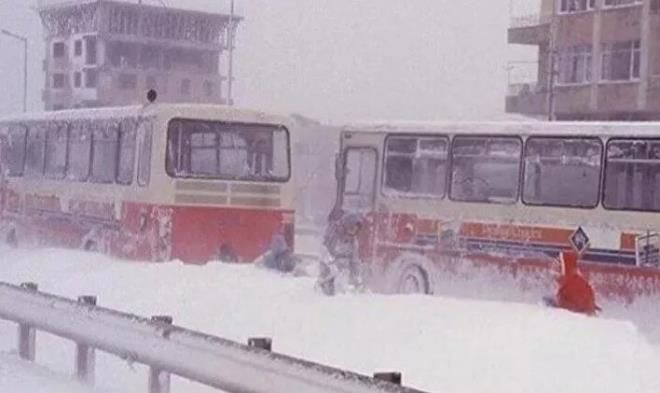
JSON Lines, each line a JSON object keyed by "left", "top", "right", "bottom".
{"left": 548, "top": 250, "right": 600, "bottom": 316}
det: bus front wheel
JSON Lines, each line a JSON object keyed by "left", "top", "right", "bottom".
{"left": 397, "top": 265, "right": 430, "bottom": 295}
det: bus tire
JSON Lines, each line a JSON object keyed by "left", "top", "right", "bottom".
{"left": 397, "top": 264, "right": 431, "bottom": 295}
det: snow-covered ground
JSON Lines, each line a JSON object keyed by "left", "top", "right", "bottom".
{"left": 0, "top": 352, "right": 117, "bottom": 393}
{"left": 0, "top": 246, "right": 659, "bottom": 393}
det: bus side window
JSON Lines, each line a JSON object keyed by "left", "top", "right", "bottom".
{"left": 44, "top": 123, "right": 69, "bottom": 180}
{"left": 91, "top": 120, "right": 119, "bottom": 184}
{"left": 450, "top": 136, "right": 521, "bottom": 204}
{"left": 384, "top": 136, "right": 448, "bottom": 198}
{"left": 25, "top": 123, "right": 47, "bottom": 179}
{"left": 603, "top": 139, "right": 660, "bottom": 211}
{"left": 523, "top": 137, "right": 602, "bottom": 208}
{"left": 138, "top": 121, "right": 153, "bottom": 187}
{"left": 117, "top": 119, "right": 137, "bottom": 185}
{"left": 4, "top": 125, "right": 27, "bottom": 177}
{"left": 67, "top": 121, "right": 92, "bottom": 182}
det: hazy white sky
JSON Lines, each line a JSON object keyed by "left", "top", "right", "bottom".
{"left": 0, "top": 0, "right": 535, "bottom": 122}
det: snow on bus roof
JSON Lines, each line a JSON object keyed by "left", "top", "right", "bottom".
{"left": 343, "top": 120, "right": 660, "bottom": 137}
{"left": 0, "top": 104, "right": 291, "bottom": 126}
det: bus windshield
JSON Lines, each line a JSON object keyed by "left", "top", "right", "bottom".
{"left": 166, "top": 119, "right": 290, "bottom": 182}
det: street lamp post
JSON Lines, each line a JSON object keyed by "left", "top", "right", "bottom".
{"left": 1, "top": 29, "right": 28, "bottom": 113}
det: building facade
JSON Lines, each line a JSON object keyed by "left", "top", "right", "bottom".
{"left": 508, "top": 0, "right": 660, "bottom": 120}
{"left": 39, "top": 0, "right": 238, "bottom": 111}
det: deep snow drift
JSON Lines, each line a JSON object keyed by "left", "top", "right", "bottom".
{"left": 0, "top": 246, "right": 659, "bottom": 393}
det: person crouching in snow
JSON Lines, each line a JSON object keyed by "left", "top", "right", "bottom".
{"left": 546, "top": 250, "right": 601, "bottom": 316}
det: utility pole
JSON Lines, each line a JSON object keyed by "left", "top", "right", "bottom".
{"left": 1, "top": 29, "right": 28, "bottom": 112}
{"left": 227, "top": 0, "right": 235, "bottom": 106}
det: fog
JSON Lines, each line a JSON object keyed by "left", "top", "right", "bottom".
{"left": 0, "top": 0, "right": 534, "bottom": 122}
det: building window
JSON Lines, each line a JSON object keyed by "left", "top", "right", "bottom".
{"left": 604, "top": 0, "right": 642, "bottom": 8}
{"left": 180, "top": 79, "right": 191, "bottom": 95}
{"left": 85, "top": 36, "right": 97, "bottom": 65}
{"left": 74, "top": 40, "right": 83, "bottom": 57}
{"left": 84, "top": 69, "right": 98, "bottom": 88}
{"left": 74, "top": 72, "right": 82, "bottom": 88}
{"left": 53, "top": 42, "right": 66, "bottom": 58}
{"left": 384, "top": 136, "right": 448, "bottom": 199}
{"left": 557, "top": 45, "right": 592, "bottom": 85}
{"left": 450, "top": 136, "right": 522, "bottom": 204}
{"left": 118, "top": 73, "right": 137, "bottom": 90}
{"left": 52, "top": 73, "right": 67, "bottom": 89}
{"left": 523, "top": 137, "right": 602, "bottom": 208}
{"left": 602, "top": 40, "right": 641, "bottom": 81}
{"left": 204, "top": 81, "right": 215, "bottom": 97}
{"left": 559, "top": 0, "right": 595, "bottom": 13}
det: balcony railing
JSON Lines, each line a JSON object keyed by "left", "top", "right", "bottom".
{"left": 510, "top": 13, "right": 552, "bottom": 29}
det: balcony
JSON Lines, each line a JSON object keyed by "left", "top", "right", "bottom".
{"left": 508, "top": 14, "right": 551, "bottom": 45}
{"left": 505, "top": 82, "right": 549, "bottom": 116}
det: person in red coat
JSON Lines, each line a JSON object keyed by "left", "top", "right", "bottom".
{"left": 553, "top": 250, "right": 600, "bottom": 315}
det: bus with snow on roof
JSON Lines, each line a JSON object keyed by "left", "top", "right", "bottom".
{"left": 0, "top": 104, "right": 295, "bottom": 264}
{"left": 321, "top": 121, "right": 660, "bottom": 304}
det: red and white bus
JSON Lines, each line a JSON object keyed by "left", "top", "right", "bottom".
{"left": 0, "top": 104, "right": 295, "bottom": 264}
{"left": 323, "top": 121, "right": 660, "bottom": 303}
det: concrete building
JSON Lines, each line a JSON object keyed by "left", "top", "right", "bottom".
{"left": 507, "top": 0, "right": 660, "bottom": 120}
{"left": 38, "top": 0, "right": 238, "bottom": 111}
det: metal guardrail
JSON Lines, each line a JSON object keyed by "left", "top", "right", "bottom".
{"left": 0, "top": 282, "right": 430, "bottom": 393}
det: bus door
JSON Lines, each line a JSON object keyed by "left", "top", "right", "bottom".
{"left": 326, "top": 145, "right": 379, "bottom": 265}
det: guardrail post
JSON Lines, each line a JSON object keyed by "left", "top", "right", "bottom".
{"left": 248, "top": 337, "right": 272, "bottom": 352}
{"left": 76, "top": 296, "right": 97, "bottom": 385}
{"left": 149, "top": 316, "right": 173, "bottom": 393}
{"left": 374, "top": 372, "right": 402, "bottom": 385}
{"left": 17, "top": 282, "right": 38, "bottom": 361}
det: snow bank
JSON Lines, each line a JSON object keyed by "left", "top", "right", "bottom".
{"left": 0, "top": 247, "right": 659, "bottom": 393}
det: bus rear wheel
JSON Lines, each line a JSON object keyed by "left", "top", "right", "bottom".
{"left": 398, "top": 265, "right": 430, "bottom": 295}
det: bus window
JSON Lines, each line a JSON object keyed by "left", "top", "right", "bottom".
{"left": 91, "top": 120, "right": 119, "bottom": 184}
{"left": 342, "top": 148, "right": 377, "bottom": 212}
{"left": 450, "top": 136, "right": 521, "bottom": 204}
{"left": 603, "top": 139, "right": 660, "bottom": 211}
{"left": 25, "top": 124, "right": 47, "bottom": 179}
{"left": 166, "top": 119, "right": 290, "bottom": 182}
{"left": 117, "top": 119, "right": 137, "bottom": 185}
{"left": 67, "top": 121, "right": 92, "bottom": 181}
{"left": 523, "top": 137, "right": 602, "bottom": 208}
{"left": 4, "top": 125, "right": 27, "bottom": 177}
{"left": 137, "top": 121, "right": 152, "bottom": 187}
{"left": 44, "top": 123, "right": 69, "bottom": 180}
{"left": 384, "top": 136, "right": 448, "bottom": 198}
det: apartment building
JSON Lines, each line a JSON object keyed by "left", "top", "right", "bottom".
{"left": 507, "top": 0, "right": 660, "bottom": 120}
{"left": 39, "top": 0, "right": 238, "bottom": 110}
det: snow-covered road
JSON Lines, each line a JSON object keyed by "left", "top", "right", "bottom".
{"left": 0, "top": 246, "right": 659, "bottom": 393}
